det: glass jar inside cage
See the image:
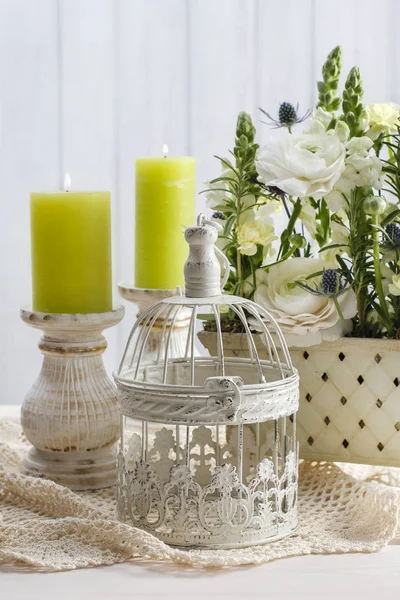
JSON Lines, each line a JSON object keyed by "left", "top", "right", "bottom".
{"left": 114, "top": 215, "right": 299, "bottom": 548}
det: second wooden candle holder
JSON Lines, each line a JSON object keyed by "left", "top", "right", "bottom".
{"left": 118, "top": 283, "right": 193, "bottom": 359}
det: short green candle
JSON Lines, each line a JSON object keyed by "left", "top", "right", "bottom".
{"left": 30, "top": 187, "right": 112, "bottom": 314}
{"left": 135, "top": 153, "right": 196, "bottom": 289}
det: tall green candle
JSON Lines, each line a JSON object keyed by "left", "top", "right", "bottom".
{"left": 135, "top": 148, "right": 195, "bottom": 289}
{"left": 31, "top": 176, "right": 112, "bottom": 314}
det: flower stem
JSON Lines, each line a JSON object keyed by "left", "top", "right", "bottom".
{"left": 237, "top": 248, "right": 242, "bottom": 294}
{"left": 356, "top": 293, "right": 365, "bottom": 336}
{"left": 372, "top": 215, "right": 393, "bottom": 334}
{"left": 333, "top": 296, "right": 345, "bottom": 325}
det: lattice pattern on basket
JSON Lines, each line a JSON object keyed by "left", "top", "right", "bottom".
{"left": 293, "top": 343, "right": 400, "bottom": 466}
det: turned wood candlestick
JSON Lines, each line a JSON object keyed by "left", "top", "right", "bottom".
{"left": 118, "top": 283, "right": 193, "bottom": 359}
{"left": 20, "top": 305, "right": 124, "bottom": 490}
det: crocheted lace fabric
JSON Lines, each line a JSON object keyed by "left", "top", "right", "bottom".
{"left": 0, "top": 417, "right": 399, "bottom": 571}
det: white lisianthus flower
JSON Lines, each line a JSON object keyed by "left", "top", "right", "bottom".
{"left": 366, "top": 102, "right": 400, "bottom": 140}
{"left": 237, "top": 221, "right": 277, "bottom": 256}
{"left": 253, "top": 258, "right": 356, "bottom": 346}
{"left": 255, "top": 120, "right": 346, "bottom": 199}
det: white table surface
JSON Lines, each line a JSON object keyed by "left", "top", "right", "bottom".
{"left": 1, "top": 405, "right": 400, "bottom": 600}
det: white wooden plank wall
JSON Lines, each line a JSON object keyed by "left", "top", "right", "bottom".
{"left": 1, "top": 0, "right": 399, "bottom": 404}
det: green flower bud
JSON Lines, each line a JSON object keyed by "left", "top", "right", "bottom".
{"left": 290, "top": 233, "right": 307, "bottom": 248}
{"left": 342, "top": 66, "right": 366, "bottom": 136}
{"left": 317, "top": 45, "right": 342, "bottom": 115}
{"left": 363, "top": 195, "right": 387, "bottom": 215}
{"left": 236, "top": 112, "right": 255, "bottom": 144}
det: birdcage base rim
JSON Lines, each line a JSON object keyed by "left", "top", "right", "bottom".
{"left": 117, "top": 513, "right": 299, "bottom": 549}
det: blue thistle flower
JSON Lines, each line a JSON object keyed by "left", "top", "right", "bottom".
{"left": 321, "top": 269, "right": 343, "bottom": 295}
{"left": 296, "top": 269, "right": 347, "bottom": 299}
{"left": 385, "top": 223, "right": 400, "bottom": 247}
{"left": 259, "top": 102, "right": 312, "bottom": 130}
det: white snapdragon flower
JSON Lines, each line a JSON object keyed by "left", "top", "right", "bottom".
{"left": 366, "top": 102, "right": 400, "bottom": 140}
{"left": 335, "top": 121, "right": 350, "bottom": 143}
{"left": 313, "top": 107, "right": 333, "bottom": 129}
{"left": 327, "top": 135, "right": 384, "bottom": 200}
{"left": 255, "top": 119, "right": 346, "bottom": 199}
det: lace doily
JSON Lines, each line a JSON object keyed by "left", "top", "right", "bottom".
{"left": 0, "top": 417, "right": 399, "bottom": 571}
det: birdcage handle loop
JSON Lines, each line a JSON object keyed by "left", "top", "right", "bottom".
{"left": 215, "top": 246, "right": 230, "bottom": 291}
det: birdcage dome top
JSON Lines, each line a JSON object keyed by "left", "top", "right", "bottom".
{"left": 114, "top": 216, "right": 299, "bottom": 426}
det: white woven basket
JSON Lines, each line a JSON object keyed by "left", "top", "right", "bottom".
{"left": 198, "top": 332, "right": 400, "bottom": 467}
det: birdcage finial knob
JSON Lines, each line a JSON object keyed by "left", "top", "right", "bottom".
{"left": 184, "top": 214, "right": 229, "bottom": 298}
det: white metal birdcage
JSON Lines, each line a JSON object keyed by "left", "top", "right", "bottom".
{"left": 114, "top": 215, "right": 299, "bottom": 548}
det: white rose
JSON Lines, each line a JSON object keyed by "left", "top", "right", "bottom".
{"left": 366, "top": 102, "right": 400, "bottom": 140}
{"left": 253, "top": 258, "right": 356, "bottom": 346}
{"left": 255, "top": 120, "right": 346, "bottom": 199}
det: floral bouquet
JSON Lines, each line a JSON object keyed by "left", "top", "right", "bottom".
{"left": 204, "top": 46, "right": 400, "bottom": 347}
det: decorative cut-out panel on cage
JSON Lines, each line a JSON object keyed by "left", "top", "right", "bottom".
{"left": 114, "top": 215, "right": 300, "bottom": 548}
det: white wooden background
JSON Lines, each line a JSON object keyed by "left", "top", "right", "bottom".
{"left": 1, "top": 0, "right": 399, "bottom": 404}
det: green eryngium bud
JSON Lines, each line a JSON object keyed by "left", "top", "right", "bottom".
{"left": 363, "top": 195, "right": 387, "bottom": 216}
{"left": 290, "top": 233, "right": 307, "bottom": 249}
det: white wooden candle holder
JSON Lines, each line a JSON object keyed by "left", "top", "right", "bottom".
{"left": 118, "top": 283, "right": 192, "bottom": 359}
{"left": 20, "top": 305, "right": 124, "bottom": 490}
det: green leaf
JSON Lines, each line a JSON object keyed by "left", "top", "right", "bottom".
{"left": 223, "top": 213, "right": 237, "bottom": 237}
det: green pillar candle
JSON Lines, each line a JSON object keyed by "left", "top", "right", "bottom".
{"left": 135, "top": 149, "right": 196, "bottom": 289}
{"left": 30, "top": 178, "right": 112, "bottom": 314}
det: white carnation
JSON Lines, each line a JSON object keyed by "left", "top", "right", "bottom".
{"left": 366, "top": 102, "right": 400, "bottom": 140}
